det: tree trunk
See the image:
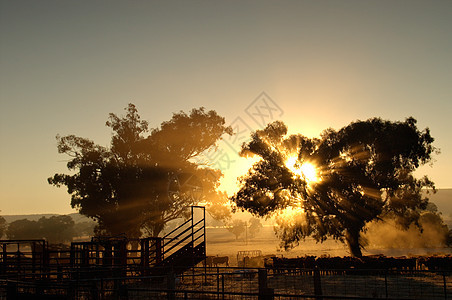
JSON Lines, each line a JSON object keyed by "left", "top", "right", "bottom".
{"left": 345, "top": 229, "right": 363, "bottom": 257}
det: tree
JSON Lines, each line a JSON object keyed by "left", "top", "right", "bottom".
{"left": 227, "top": 219, "right": 246, "bottom": 240}
{"left": 6, "top": 216, "right": 76, "bottom": 243}
{"left": 49, "top": 104, "right": 232, "bottom": 238}
{"left": 73, "top": 221, "right": 96, "bottom": 237}
{"left": 0, "top": 215, "right": 7, "bottom": 238}
{"left": 7, "top": 219, "right": 40, "bottom": 240}
{"left": 38, "top": 215, "right": 75, "bottom": 244}
{"left": 248, "top": 217, "right": 263, "bottom": 239}
{"left": 232, "top": 118, "right": 437, "bottom": 257}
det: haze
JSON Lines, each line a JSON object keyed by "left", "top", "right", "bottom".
{"left": 1, "top": 0, "right": 451, "bottom": 214}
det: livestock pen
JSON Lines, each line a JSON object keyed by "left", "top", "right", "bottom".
{"left": 1, "top": 205, "right": 452, "bottom": 299}
{"left": 0, "top": 266, "right": 451, "bottom": 299}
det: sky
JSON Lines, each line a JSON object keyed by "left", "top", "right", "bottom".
{"left": 1, "top": 0, "right": 451, "bottom": 215}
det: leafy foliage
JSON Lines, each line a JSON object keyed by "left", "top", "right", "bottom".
{"left": 49, "top": 104, "right": 232, "bottom": 238}
{"left": 232, "top": 117, "right": 437, "bottom": 257}
{"left": 226, "top": 219, "right": 246, "bottom": 240}
{"left": 6, "top": 215, "right": 75, "bottom": 243}
{"left": 248, "top": 217, "right": 263, "bottom": 239}
{"left": 0, "top": 215, "right": 7, "bottom": 238}
{"left": 6, "top": 219, "right": 38, "bottom": 240}
{"left": 73, "top": 221, "right": 96, "bottom": 237}
{"left": 38, "top": 215, "right": 75, "bottom": 244}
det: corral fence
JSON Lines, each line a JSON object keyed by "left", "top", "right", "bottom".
{"left": 1, "top": 267, "right": 451, "bottom": 299}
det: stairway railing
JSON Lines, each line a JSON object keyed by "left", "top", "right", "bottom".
{"left": 0, "top": 206, "right": 207, "bottom": 279}
{"left": 161, "top": 206, "right": 206, "bottom": 267}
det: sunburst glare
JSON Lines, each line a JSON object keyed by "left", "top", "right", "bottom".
{"left": 285, "top": 155, "right": 319, "bottom": 184}
{"left": 300, "top": 162, "right": 318, "bottom": 183}
{"left": 277, "top": 205, "right": 306, "bottom": 226}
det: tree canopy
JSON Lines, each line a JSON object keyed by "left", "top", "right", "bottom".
{"left": 0, "top": 215, "right": 7, "bottom": 238}
{"left": 6, "top": 219, "right": 38, "bottom": 240}
{"left": 227, "top": 219, "right": 246, "bottom": 240}
{"left": 49, "top": 104, "right": 232, "bottom": 238}
{"left": 6, "top": 215, "right": 75, "bottom": 244}
{"left": 231, "top": 117, "right": 437, "bottom": 257}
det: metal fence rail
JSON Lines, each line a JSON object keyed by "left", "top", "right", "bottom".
{"left": 0, "top": 267, "right": 451, "bottom": 299}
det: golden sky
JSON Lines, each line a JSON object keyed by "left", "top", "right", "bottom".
{"left": 1, "top": 1, "right": 451, "bottom": 214}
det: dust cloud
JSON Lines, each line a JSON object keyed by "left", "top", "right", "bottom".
{"left": 364, "top": 211, "right": 450, "bottom": 250}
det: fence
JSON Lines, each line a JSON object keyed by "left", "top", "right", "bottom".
{"left": 1, "top": 267, "right": 451, "bottom": 299}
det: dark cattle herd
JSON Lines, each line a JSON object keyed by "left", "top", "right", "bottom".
{"left": 265, "top": 255, "right": 452, "bottom": 272}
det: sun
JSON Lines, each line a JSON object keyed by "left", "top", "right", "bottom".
{"left": 285, "top": 155, "right": 319, "bottom": 183}
{"left": 300, "top": 162, "right": 318, "bottom": 182}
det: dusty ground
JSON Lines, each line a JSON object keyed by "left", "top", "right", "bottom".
{"left": 205, "top": 225, "right": 452, "bottom": 266}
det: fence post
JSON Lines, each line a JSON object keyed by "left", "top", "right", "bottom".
{"left": 313, "top": 267, "right": 322, "bottom": 300}
{"left": 217, "top": 271, "right": 220, "bottom": 300}
{"left": 258, "top": 269, "right": 274, "bottom": 300}
{"left": 90, "top": 280, "right": 99, "bottom": 300}
{"left": 167, "top": 272, "right": 176, "bottom": 300}
{"left": 221, "top": 274, "right": 225, "bottom": 300}
{"left": 6, "top": 281, "right": 17, "bottom": 300}
{"left": 385, "top": 270, "right": 388, "bottom": 299}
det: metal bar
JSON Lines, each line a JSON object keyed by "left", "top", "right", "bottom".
{"left": 163, "top": 218, "right": 192, "bottom": 239}
{"left": 163, "top": 233, "right": 193, "bottom": 255}
{"left": 164, "top": 220, "right": 193, "bottom": 245}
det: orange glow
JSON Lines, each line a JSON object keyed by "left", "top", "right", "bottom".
{"left": 276, "top": 204, "right": 307, "bottom": 226}
{"left": 285, "top": 155, "right": 319, "bottom": 183}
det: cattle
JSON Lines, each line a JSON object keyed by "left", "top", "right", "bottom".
{"left": 212, "top": 256, "right": 229, "bottom": 267}
{"left": 242, "top": 256, "right": 265, "bottom": 268}
{"left": 202, "top": 256, "right": 215, "bottom": 268}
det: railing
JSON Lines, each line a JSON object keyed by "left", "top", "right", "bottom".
{"left": 0, "top": 240, "right": 49, "bottom": 279}
{"left": 2, "top": 267, "right": 450, "bottom": 299}
{"left": 160, "top": 206, "right": 206, "bottom": 271}
{"left": 0, "top": 206, "right": 206, "bottom": 281}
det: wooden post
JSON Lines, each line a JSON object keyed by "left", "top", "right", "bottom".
{"left": 2, "top": 244, "right": 7, "bottom": 275}
{"left": 155, "top": 238, "right": 162, "bottom": 264}
{"left": 167, "top": 272, "right": 176, "bottom": 300}
{"left": 7, "top": 281, "right": 17, "bottom": 300}
{"left": 258, "top": 269, "right": 274, "bottom": 300}
{"left": 313, "top": 267, "right": 322, "bottom": 300}
{"left": 221, "top": 274, "right": 225, "bottom": 300}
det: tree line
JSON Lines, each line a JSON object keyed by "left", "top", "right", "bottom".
{"left": 0, "top": 215, "right": 95, "bottom": 244}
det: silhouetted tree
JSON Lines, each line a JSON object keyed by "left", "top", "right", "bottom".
{"left": 227, "top": 219, "right": 246, "bottom": 240}
{"left": 73, "top": 221, "right": 96, "bottom": 237}
{"left": 6, "top": 216, "right": 76, "bottom": 243}
{"left": 0, "top": 215, "right": 7, "bottom": 238}
{"left": 38, "top": 215, "right": 75, "bottom": 244}
{"left": 232, "top": 118, "right": 436, "bottom": 257}
{"left": 7, "top": 219, "right": 40, "bottom": 240}
{"left": 49, "top": 104, "right": 232, "bottom": 238}
{"left": 248, "top": 217, "right": 263, "bottom": 239}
